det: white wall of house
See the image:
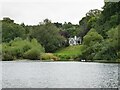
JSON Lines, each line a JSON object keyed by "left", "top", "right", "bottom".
{"left": 69, "top": 36, "right": 82, "bottom": 46}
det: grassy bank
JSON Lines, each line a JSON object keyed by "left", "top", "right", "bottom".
{"left": 54, "top": 45, "right": 84, "bottom": 60}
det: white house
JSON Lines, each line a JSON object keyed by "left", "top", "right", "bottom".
{"left": 69, "top": 36, "right": 82, "bottom": 46}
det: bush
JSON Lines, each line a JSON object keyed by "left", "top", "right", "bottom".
{"left": 2, "top": 47, "right": 17, "bottom": 61}
{"left": 117, "top": 52, "right": 120, "bottom": 59}
{"left": 23, "top": 48, "right": 41, "bottom": 60}
{"left": 2, "top": 53, "right": 15, "bottom": 61}
{"left": 2, "top": 38, "right": 45, "bottom": 60}
{"left": 93, "top": 45, "right": 117, "bottom": 60}
{"left": 2, "top": 44, "right": 13, "bottom": 60}
{"left": 41, "top": 53, "right": 59, "bottom": 61}
{"left": 83, "top": 28, "right": 103, "bottom": 46}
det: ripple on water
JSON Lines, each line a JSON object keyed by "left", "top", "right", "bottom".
{"left": 2, "top": 61, "right": 119, "bottom": 88}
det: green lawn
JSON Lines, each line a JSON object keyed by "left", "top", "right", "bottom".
{"left": 54, "top": 45, "right": 84, "bottom": 60}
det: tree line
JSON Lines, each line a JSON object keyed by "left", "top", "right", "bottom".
{"left": 1, "top": 1, "right": 120, "bottom": 61}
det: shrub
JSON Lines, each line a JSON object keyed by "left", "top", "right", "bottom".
{"left": 2, "top": 47, "right": 17, "bottom": 61}
{"left": 117, "top": 52, "right": 120, "bottom": 59}
{"left": 2, "top": 53, "right": 15, "bottom": 61}
{"left": 93, "top": 45, "right": 117, "bottom": 60}
{"left": 23, "top": 48, "right": 41, "bottom": 60}
{"left": 83, "top": 28, "right": 103, "bottom": 46}
{"left": 41, "top": 53, "right": 59, "bottom": 61}
{"left": 2, "top": 38, "right": 45, "bottom": 60}
{"left": 64, "top": 55, "right": 71, "bottom": 59}
{"left": 0, "top": 44, "right": 1, "bottom": 61}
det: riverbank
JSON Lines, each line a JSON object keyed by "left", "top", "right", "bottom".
{"left": 93, "top": 60, "right": 120, "bottom": 63}
{"left": 1, "top": 59, "right": 120, "bottom": 64}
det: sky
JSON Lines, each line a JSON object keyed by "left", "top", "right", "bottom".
{"left": 0, "top": 0, "right": 104, "bottom": 25}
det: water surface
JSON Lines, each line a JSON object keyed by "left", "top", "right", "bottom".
{"left": 2, "top": 61, "right": 119, "bottom": 88}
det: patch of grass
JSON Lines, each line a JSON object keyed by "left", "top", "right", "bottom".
{"left": 41, "top": 53, "right": 59, "bottom": 61}
{"left": 54, "top": 45, "right": 85, "bottom": 60}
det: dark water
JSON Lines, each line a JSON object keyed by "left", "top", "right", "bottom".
{"left": 2, "top": 61, "right": 119, "bottom": 88}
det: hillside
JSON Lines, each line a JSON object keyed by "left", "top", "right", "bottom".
{"left": 54, "top": 45, "right": 84, "bottom": 60}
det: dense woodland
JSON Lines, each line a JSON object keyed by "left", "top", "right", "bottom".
{"left": 1, "top": 2, "right": 120, "bottom": 62}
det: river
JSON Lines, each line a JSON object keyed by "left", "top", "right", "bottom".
{"left": 1, "top": 61, "right": 119, "bottom": 88}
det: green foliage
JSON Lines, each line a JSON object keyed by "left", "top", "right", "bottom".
{"left": 1, "top": 1, "right": 120, "bottom": 62}
{"left": 79, "top": 42, "right": 101, "bottom": 60}
{"left": 79, "top": 16, "right": 90, "bottom": 38}
{"left": 61, "top": 22, "right": 80, "bottom": 38}
{"left": 86, "top": 9, "right": 101, "bottom": 17}
{"left": 2, "top": 44, "right": 17, "bottom": 61}
{"left": 80, "top": 25, "right": 119, "bottom": 61}
{"left": 117, "top": 51, "right": 120, "bottom": 59}
{"left": 83, "top": 28, "right": 103, "bottom": 46}
{"left": 0, "top": 44, "right": 2, "bottom": 60}
{"left": 2, "top": 18, "right": 25, "bottom": 42}
{"left": 79, "top": 2, "right": 120, "bottom": 62}
{"left": 78, "top": 9, "right": 101, "bottom": 38}
{"left": 107, "top": 25, "right": 120, "bottom": 50}
{"left": 2, "top": 17, "right": 14, "bottom": 23}
{"left": 23, "top": 48, "right": 41, "bottom": 60}
{"left": 54, "top": 45, "right": 85, "bottom": 60}
{"left": 94, "top": 2, "right": 120, "bottom": 38}
{"left": 102, "top": 2, "right": 120, "bottom": 21}
{"left": 93, "top": 40, "right": 117, "bottom": 60}
{"left": 2, "top": 38, "right": 44, "bottom": 61}
{"left": 30, "top": 19, "right": 65, "bottom": 52}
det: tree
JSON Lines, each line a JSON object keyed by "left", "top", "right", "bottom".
{"left": 83, "top": 28, "right": 103, "bottom": 46}
{"left": 30, "top": 19, "right": 65, "bottom": 52}
{"left": 2, "top": 17, "right": 14, "bottom": 23}
{"left": 2, "top": 18, "right": 25, "bottom": 42}
{"left": 80, "top": 28, "right": 103, "bottom": 60}
{"left": 86, "top": 9, "right": 101, "bottom": 17}
{"left": 94, "top": 2, "right": 120, "bottom": 38}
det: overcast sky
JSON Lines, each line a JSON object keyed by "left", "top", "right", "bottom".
{"left": 0, "top": 0, "right": 104, "bottom": 25}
